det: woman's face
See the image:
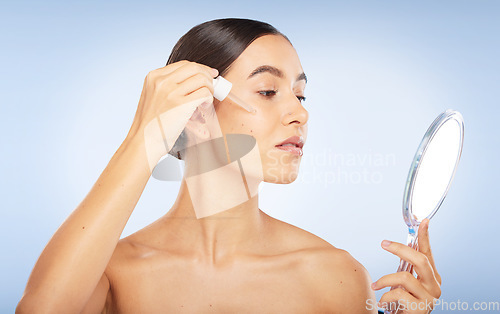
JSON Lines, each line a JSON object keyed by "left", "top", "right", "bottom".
{"left": 215, "top": 34, "right": 308, "bottom": 184}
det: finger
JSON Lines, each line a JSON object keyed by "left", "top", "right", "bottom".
{"left": 169, "top": 61, "right": 218, "bottom": 85}
{"left": 381, "top": 240, "right": 438, "bottom": 289}
{"left": 417, "top": 219, "right": 431, "bottom": 258}
{"left": 146, "top": 61, "right": 218, "bottom": 95}
{"left": 418, "top": 219, "right": 441, "bottom": 284}
{"left": 183, "top": 87, "right": 214, "bottom": 107}
{"left": 155, "top": 60, "right": 218, "bottom": 78}
{"left": 372, "top": 272, "right": 430, "bottom": 300}
{"left": 146, "top": 60, "right": 193, "bottom": 81}
{"left": 378, "top": 287, "right": 419, "bottom": 312}
{"left": 171, "top": 73, "right": 215, "bottom": 97}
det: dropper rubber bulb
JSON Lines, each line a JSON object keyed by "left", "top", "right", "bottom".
{"left": 213, "top": 76, "right": 256, "bottom": 113}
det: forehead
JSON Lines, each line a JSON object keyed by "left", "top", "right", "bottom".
{"left": 226, "top": 34, "right": 303, "bottom": 79}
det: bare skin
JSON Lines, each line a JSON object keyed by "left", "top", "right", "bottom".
{"left": 97, "top": 182, "right": 374, "bottom": 313}
{"left": 17, "top": 34, "right": 440, "bottom": 314}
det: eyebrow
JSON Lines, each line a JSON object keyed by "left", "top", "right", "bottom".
{"left": 247, "top": 65, "right": 307, "bottom": 84}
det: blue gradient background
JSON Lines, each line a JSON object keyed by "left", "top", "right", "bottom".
{"left": 1, "top": 0, "right": 499, "bottom": 312}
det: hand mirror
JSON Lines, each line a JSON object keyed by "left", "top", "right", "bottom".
{"left": 385, "top": 109, "right": 464, "bottom": 313}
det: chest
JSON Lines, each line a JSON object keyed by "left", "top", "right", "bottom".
{"left": 106, "top": 254, "right": 319, "bottom": 313}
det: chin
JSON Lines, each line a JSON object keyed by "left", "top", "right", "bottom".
{"left": 263, "top": 167, "right": 300, "bottom": 184}
{"left": 260, "top": 147, "right": 303, "bottom": 184}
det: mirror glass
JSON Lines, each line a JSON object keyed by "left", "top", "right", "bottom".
{"left": 410, "top": 117, "right": 463, "bottom": 221}
{"left": 403, "top": 109, "right": 465, "bottom": 228}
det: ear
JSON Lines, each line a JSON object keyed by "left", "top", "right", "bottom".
{"left": 183, "top": 99, "right": 224, "bottom": 148}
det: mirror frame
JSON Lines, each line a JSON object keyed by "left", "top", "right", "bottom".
{"left": 402, "top": 109, "right": 465, "bottom": 229}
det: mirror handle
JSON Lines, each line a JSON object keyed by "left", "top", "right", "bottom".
{"left": 383, "top": 231, "right": 419, "bottom": 314}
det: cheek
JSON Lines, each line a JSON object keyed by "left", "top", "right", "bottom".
{"left": 215, "top": 105, "right": 282, "bottom": 165}
{"left": 216, "top": 106, "right": 272, "bottom": 139}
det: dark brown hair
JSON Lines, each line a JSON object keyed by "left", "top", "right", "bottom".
{"left": 166, "top": 18, "right": 289, "bottom": 75}
{"left": 167, "top": 18, "right": 290, "bottom": 160}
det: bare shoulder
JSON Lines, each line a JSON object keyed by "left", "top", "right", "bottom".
{"left": 265, "top": 214, "right": 377, "bottom": 313}
{"left": 301, "top": 247, "right": 376, "bottom": 313}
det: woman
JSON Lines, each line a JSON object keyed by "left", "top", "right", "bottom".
{"left": 17, "top": 18, "right": 441, "bottom": 313}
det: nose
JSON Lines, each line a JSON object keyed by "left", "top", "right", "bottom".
{"left": 282, "top": 93, "right": 309, "bottom": 126}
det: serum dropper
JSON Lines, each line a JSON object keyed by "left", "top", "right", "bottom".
{"left": 213, "top": 76, "right": 256, "bottom": 113}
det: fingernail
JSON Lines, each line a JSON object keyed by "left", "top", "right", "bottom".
{"left": 371, "top": 282, "right": 377, "bottom": 290}
{"left": 382, "top": 240, "right": 392, "bottom": 248}
{"left": 211, "top": 68, "right": 219, "bottom": 76}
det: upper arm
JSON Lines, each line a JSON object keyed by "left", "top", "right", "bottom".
{"left": 305, "top": 248, "right": 378, "bottom": 313}
{"left": 81, "top": 272, "right": 110, "bottom": 314}
{"left": 335, "top": 251, "right": 377, "bottom": 313}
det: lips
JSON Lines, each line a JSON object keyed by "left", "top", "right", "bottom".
{"left": 275, "top": 135, "right": 304, "bottom": 156}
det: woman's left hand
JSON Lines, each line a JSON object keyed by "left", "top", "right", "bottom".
{"left": 371, "top": 218, "right": 442, "bottom": 313}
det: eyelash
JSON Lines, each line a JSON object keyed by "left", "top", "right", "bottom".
{"left": 259, "top": 90, "right": 307, "bottom": 103}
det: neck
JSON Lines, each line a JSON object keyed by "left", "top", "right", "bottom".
{"left": 163, "top": 178, "right": 264, "bottom": 265}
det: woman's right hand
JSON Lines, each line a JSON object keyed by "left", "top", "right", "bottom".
{"left": 127, "top": 60, "right": 219, "bottom": 165}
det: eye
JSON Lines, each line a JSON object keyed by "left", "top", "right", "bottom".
{"left": 259, "top": 90, "right": 277, "bottom": 97}
{"left": 259, "top": 90, "right": 306, "bottom": 103}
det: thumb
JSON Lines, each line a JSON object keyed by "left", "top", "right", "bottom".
{"left": 418, "top": 218, "right": 431, "bottom": 255}
{"left": 418, "top": 219, "right": 440, "bottom": 281}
